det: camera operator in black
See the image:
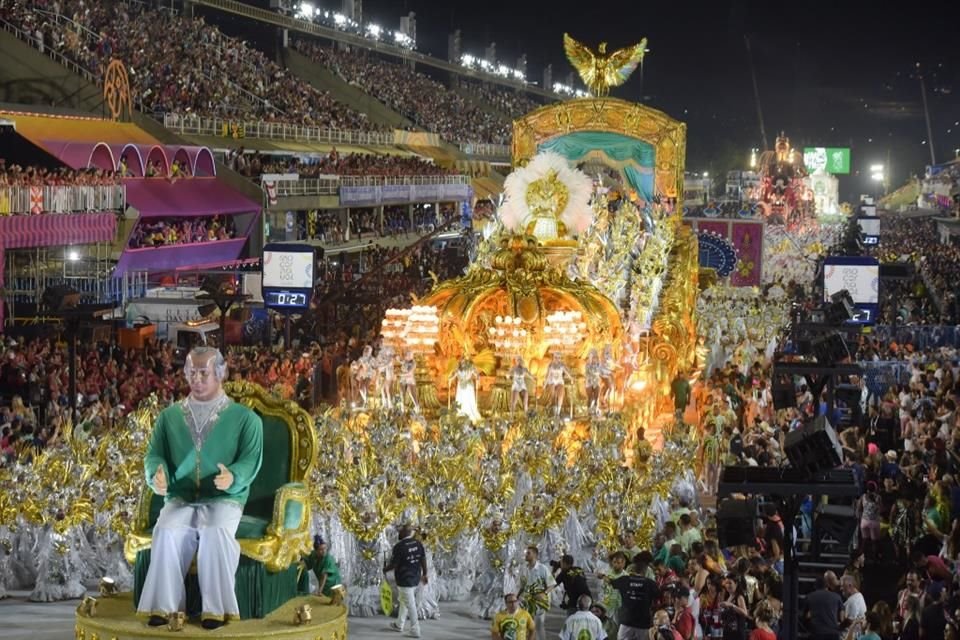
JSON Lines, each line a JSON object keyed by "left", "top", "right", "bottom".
{"left": 384, "top": 524, "right": 428, "bottom": 637}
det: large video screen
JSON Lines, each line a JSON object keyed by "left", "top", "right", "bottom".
{"left": 262, "top": 245, "right": 314, "bottom": 289}
{"left": 803, "top": 147, "right": 851, "bottom": 174}
{"left": 823, "top": 256, "right": 879, "bottom": 305}
{"left": 858, "top": 218, "right": 880, "bottom": 237}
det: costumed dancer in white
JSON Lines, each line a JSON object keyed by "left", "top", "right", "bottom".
{"left": 138, "top": 347, "right": 263, "bottom": 630}
{"left": 353, "top": 345, "right": 375, "bottom": 407}
{"left": 543, "top": 351, "right": 572, "bottom": 417}
{"left": 450, "top": 357, "right": 482, "bottom": 422}
{"left": 509, "top": 356, "right": 533, "bottom": 415}
{"left": 399, "top": 350, "right": 419, "bottom": 413}
{"left": 376, "top": 346, "right": 396, "bottom": 410}
{"left": 584, "top": 349, "right": 602, "bottom": 416}
{"left": 599, "top": 345, "right": 616, "bottom": 411}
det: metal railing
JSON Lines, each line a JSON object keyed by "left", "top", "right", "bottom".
{"left": 162, "top": 112, "right": 394, "bottom": 145}
{"left": 458, "top": 142, "right": 511, "bottom": 159}
{"left": 338, "top": 175, "right": 470, "bottom": 187}
{"left": 0, "top": 17, "right": 101, "bottom": 86}
{"left": 0, "top": 185, "right": 126, "bottom": 215}
{"left": 268, "top": 178, "right": 340, "bottom": 197}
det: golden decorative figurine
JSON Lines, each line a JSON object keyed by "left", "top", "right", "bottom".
{"left": 294, "top": 603, "right": 313, "bottom": 625}
{"left": 563, "top": 33, "right": 648, "bottom": 97}
{"left": 76, "top": 596, "right": 97, "bottom": 618}
{"left": 167, "top": 611, "right": 186, "bottom": 631}
{"left": 97, "top": 577, "right": 117, "bottom": 597}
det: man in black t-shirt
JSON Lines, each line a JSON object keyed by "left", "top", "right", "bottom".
{"left": 920, "top": 581, "right": 947, "bottom": 640}
{"left": 384, "top": 524, "right": 428, "bottom": 638}
{"left": 554, "top": 554, "right": 591, "bottom": 615}
{"left": 610, "top": 556, "right": 660, "bottom": 639}
{"left": 803, "top": 576, "right": 843, "bottom": 640}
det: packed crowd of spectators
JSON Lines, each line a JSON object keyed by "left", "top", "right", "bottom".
{"left": 128, "top": 215, "right": 236, "bottom": 248}
{"left": 227, "top": 147, "right": 456, "bottom": 179}
{"left": 0, "top": 160, "right": 121, "bottom": 187}
{"left": 867, "top": 215, "right": 960, "bottom": 324}
{"left": 294, "top": 40, "right": 511, "bottom": 144}
{"left": 461, "top": 81, "right": 544, "bottom": 119}
{"left": 1, "top": 0, "right": 376, "bottom": 130}
{"left": 283, "top": 203, "right": 457, "bottom": 245}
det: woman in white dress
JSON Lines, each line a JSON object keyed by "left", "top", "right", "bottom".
{"left": 544, "top": 351, "right": 572, "bottom": 416}
{"left": 450, "top": 357, "right": 482, "bottom": 422}
{"left": 399, "top": 351, "right": 418, "bottom": 413}
{"left": 509, "top": 356, "right": 533, "bottom": 414}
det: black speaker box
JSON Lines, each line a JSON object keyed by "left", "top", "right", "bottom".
{"left": 815, "top": 503, "right": 858, "bottom": 546}
{"left": 785, "top": 416, "right": 843, "bottom": 475}
{"left": 810, "top": 332, "right": 850, "bottom": 364}
{"left": 717, "top": 498, "right": 757, "bottom": 547}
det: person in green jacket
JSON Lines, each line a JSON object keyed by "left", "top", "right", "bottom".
{"left": 137, "top": 347, "right": 263, "bottom": 630}
{"left": 302, "top": 535, "right": 342, "bottom": 597}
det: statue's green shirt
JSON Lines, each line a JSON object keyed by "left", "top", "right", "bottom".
{"left": 144, "top": 400, "right": 263, "bottom": 506}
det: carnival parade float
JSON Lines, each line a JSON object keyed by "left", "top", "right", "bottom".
{"left": 0, "top": 34, "right": 704, "bottom": 638}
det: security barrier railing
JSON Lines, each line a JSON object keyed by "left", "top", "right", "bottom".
{"left": 163, "top": 113, "right": 395, "bottom": 145}
{"left": 0, "top": 185, "right": 126, "bottom": 215}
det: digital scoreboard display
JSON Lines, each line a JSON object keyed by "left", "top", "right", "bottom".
{"left": 262, "top": 244, "right": 314, "bottom": 312}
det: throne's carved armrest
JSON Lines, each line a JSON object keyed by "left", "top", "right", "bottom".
{"left": 239, "top": 483, "right": 312, "bottom": 573}
{"left": 123, "top": 485, "right": 158, "bottom": 564}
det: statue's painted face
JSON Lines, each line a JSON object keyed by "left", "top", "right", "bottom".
{"left": 185, "top": 353, "right": 222, "bottom": 402}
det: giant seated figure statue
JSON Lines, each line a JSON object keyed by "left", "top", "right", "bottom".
{"left": 124, "top": 348, "right": 316, "bottom": 628}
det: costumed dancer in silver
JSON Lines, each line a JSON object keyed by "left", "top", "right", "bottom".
{"left": 28, "top": 526, "right": 87, "bottom": 602}
{"left": 584, "top": 349, "right": 602, "bottom": 416}
{"left": 416, "top": 529, "right": 441, "bottom": 620}
{"left": 353, "top": 345, "right": 375, "bottom": 408}
{"left": 137, "top": 347, "right": 263, "bottom": 630}
{"left": 543, "top": 351, "right": 572, "bottom": 417}
{"left": 469, "top": 511, "right": 520, "bottom": 620}
{"left": 509, "top": 356, "right": 533, "bottom": 415}
{"left": 599, "top": 344, "right": 616, "bottom": 411}
{"left": 399, "top": 350, "right": 419, "bottom": 413}
{"left": 375, "top": 346, "right": 396, "bottom": 410}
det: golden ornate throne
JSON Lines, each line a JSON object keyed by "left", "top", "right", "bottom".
{"left": 124, "top": 381, "right": 317, "bottom": 619}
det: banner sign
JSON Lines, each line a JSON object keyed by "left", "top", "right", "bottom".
{"left": 339, "top": 183, "right": 471, "bottom": 206}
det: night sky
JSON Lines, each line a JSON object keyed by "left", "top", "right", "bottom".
{"left": 356, "top": 0, "right": 960, "bottom": 198}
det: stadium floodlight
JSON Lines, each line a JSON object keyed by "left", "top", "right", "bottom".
{"left": 366, "top": 23, "right": 381, "bottom": 37}
{"left": 332, "top": 12, "right": 346, "bottom": 24}
{"left": 296, "top": 2, "right": 314, "bottom": 19}
{"left": 461, "top": 54, "right": 475, "bottom": 66}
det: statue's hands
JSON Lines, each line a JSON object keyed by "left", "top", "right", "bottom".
{"left": 214, "top": 463, "right": 234, "bottom": 491}
{"left": 153, "top": 466, "right": 168, "bottom": 496}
